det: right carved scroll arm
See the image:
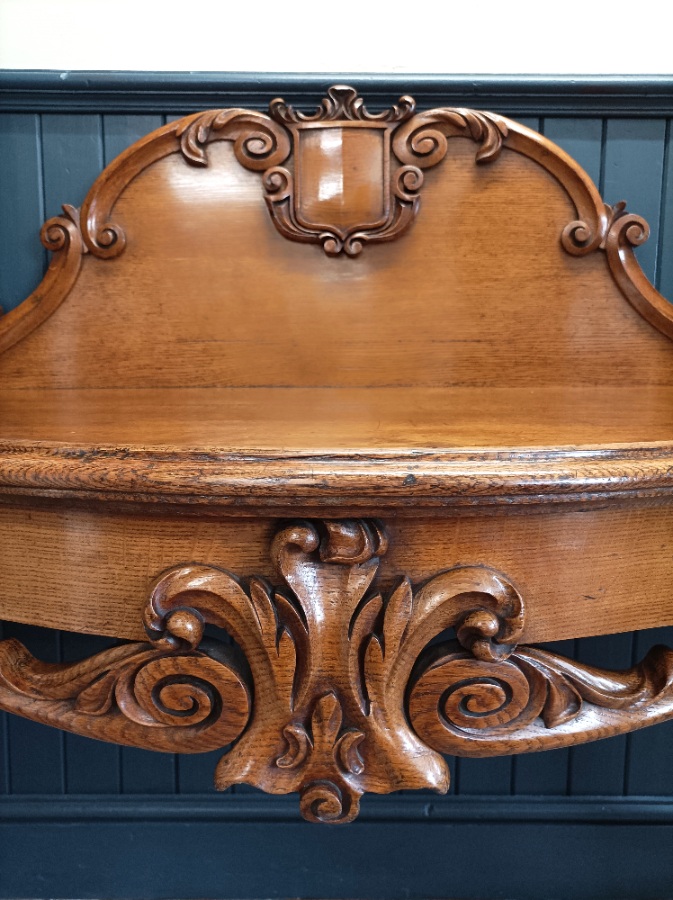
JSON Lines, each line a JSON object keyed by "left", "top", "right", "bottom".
{"left": 409, "top": 639, "right": 673, "bottom": 757}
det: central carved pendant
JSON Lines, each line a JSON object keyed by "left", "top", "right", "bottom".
{"left": 145, "top": 519, "right": 524, "bottom": 823}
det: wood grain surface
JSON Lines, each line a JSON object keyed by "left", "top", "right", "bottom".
{"left": 1, "top": 140, "right": 673, "bottom": 388}
{"left": 0, "top": 89, "right": 672, "bottom": 820}
{"left": 2, "top": 518, "right": 673, "bottom": 824}
{"left": 1, "top": 505, "right": 672, "bottom": 643}
{"left": 1, "top": 385, "right": 673, "bottom": 448}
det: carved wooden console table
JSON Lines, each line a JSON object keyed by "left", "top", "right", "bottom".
{"left": 1, "top": 86, "right": 672, "bottom": 824}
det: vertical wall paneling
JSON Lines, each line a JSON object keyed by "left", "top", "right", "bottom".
{"left": 177, "top": 748, "right": 231, "bottom": 795}
{"left": 542, "top": 116, "right": 603, "bottom": 184}
{"left": 101, "top": 114, "right": 163, "bottom": 166}
{"left": 2, "top": 623, "right": 63, "bottom": 794}
{"left": 0, "top": 113, "right": 44, "bottom": 313}
{"left": 625, "top": 627, "right": 673, "bottom": 795}
{"left": 602, "top": 118, "right": 667, "bottom": 283}
{"left": 511, "top": 642, "right": 573, "bottom": 795}
{"left": 61, "top": 633, "right": 121, "bottom": 794}
{"left": 567, "top": 633, "right": 635, "bottom": 795}
{"left": 120, "top": 747, "right": 177, "bottom": 795}
{"left": 40, "top": 113, "right": 103, "bottom": 219}
{"left": 657, "top": 118, "right": 673, "bottom": 298}
{"left": 0, "top": 622, "right": 8, "bottom": 794}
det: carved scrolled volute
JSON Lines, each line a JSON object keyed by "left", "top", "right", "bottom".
{"left": 409, "top": 639, "right": 673, "bottom": 758}
{"left": 2, "top": 519, "right": 673, "bottom": 822}
{"left": 73, "top": 85, "right": 609, "bottom": 262}
{"left": 0, "top": 610, "right": 251, "bottom": 753}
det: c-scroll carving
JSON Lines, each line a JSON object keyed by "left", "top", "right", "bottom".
{"left": 4, "top": 87, "right": 673, "bottom": 355}
{"left": 2, "top": 519, "right": 673, "bottom": 823}
{"left": 602, "top": 201, "right": 673, "bottom": 340}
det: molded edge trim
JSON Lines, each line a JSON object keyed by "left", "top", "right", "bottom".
{"left": 4, "top": 71, "right": 673, "bottom": 115}
{"left": 0, "top": 443, "right": 672, "bottom": 507}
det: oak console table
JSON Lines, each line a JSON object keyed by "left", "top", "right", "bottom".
{"left": 1, "top": 86, "right": 672, "bottom": 825}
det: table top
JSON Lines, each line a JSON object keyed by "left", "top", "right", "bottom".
{"left": 1, "top": 385, "right": 672, "bottom": 507}
{"left": 2, "top": 384, "right": 673, "bottom": 450}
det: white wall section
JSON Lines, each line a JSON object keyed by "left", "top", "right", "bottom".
{"left": 0, "top": 0, "right": 669, "bottom": 74}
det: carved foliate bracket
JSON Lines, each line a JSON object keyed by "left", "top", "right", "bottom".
{"left": 2, "top": 519, "right": 673, "bottom": 823}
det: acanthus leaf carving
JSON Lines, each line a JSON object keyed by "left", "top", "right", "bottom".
{"left": 145, "top": 521, "right": 526, "bottom": 822}
{"left": 0, "top": 630, "right": 251, "bottom": 753}
{"left": 2, "top": 519, "right": 673, "bottom": 822}
{"left": 269, "top": 84, "right": 416, "bottom": 125}
{"left": 392, "top": 107, "right": 509, "bottom": 168}
{"left": 175, "top": 108, "right": 292, "bottom": 171}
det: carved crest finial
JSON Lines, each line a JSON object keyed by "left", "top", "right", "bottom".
{"left": 269, "top": 85, "right": 416, "bottom": 124}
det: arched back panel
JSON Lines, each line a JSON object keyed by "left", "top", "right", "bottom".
{"left": 0, "top": 86, "right": 672, "bottom": 389}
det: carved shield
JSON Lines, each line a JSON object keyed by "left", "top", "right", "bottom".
{"left": 262, "top": 85, "right": 425, "bottom": 257}
{"left": 292, "top": 123, "right": 390, "bottom": 237}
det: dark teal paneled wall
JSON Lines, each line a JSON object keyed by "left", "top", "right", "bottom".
{"left": 1, "top": 76, "right": 672, "bottom": 899}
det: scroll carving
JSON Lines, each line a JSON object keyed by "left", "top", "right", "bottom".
{"left": 0, "top": 612, "right": 250, "bottom": 753}
{"left": 603, "top": 201, "right": 673, "bottom": 339}
{"left": 2, "top": 519, "right": 673, "bottom": 822}
{"left": 0, "top": 204, "right": 84, "bottom": 355}
{"left": 409, "top": 642, "right": 673, "bottom": 757}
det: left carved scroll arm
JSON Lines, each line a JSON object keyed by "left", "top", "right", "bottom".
{"left": 0, "top": 204, "right": 85, "bottom": 356}
{"left": 0, "top": 630, "right": 251, "bottom": 753}
{"left": 0, "top": 567, "right": 266, "bottom": 753}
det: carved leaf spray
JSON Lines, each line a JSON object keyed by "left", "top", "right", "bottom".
{"left": 2, "top": 519, "right": 673, "bottom": 823}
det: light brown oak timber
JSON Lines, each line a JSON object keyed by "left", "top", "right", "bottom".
{"left": 0, "top": 633, "right": 250, "bottom": 753}
{"left": 0, "top": 387, "right": 672, "bottom": 506}
{"left": 409, "top": 641, "right": 673, "bottom": 757}
{"left": 1, "top": 96, "right": 673, "bottom": 388}
{"left": 1, "top": 505, "right": 672, "bottom": 644}
{"left": 1, "top": 87, "right": 673, "bottom": 821}
{"left": 1, "top": 519, "right": 673, "bottom": 824}
{"left": 2, "top": 386, "right": 673, "bottom": 449}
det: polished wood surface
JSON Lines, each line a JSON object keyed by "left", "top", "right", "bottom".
{"left": 1, "top": 87, "right": 672, "bottom": 823}
{"left": 1, "top": 139, "right": 672, "bottom": 388}
{"left": 2, "top": 518, "right": 673, "bottom": 825}
{"left": 1, "top": 386, "right": 672, "bottom": 506}
{"left": 2, "top": 386, "right": 673, "bottom": 449}
{"left": 2, "top": 505, "right": 672, "bottom": 643}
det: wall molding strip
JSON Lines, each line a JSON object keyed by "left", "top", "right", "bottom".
{"left": 2, "top": 795, "right": 673, "bottom": 825}
{"left": 2, "top": 71, "right": 673, "bottom": 114}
